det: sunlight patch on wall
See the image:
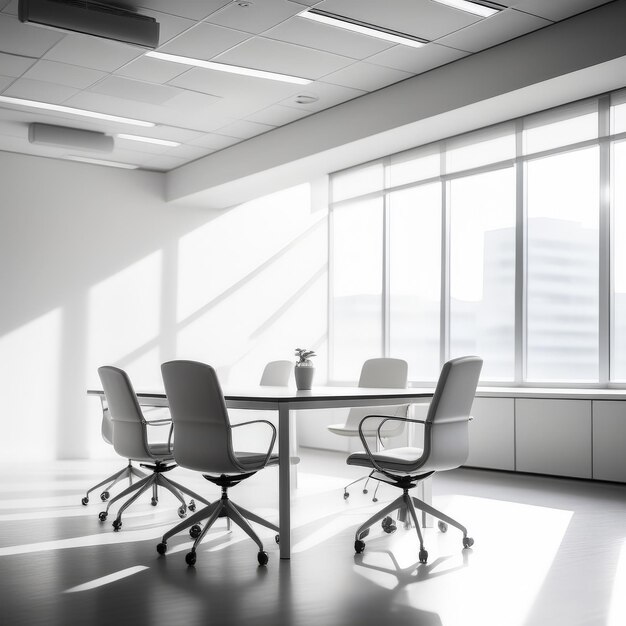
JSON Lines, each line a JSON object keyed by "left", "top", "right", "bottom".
{"left": 0, "top": 309, "right": 61, "bottom": 460}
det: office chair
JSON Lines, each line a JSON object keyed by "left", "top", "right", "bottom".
{"left": 328, "top": 358, "right": 409, "bottom": 501}
{"left": 81, "top": 399, "right": 146, "bottom": 505}
{"left": 347, "top": 356, "right": 482, "bottom": 564}
{"left": 259, "top": 359, "right": 292, "bottom": 386}
{"left": 97, "top": 366, "right": 211, "bottom": 530}
{"left": 157, "top": 360, "right": 279, "bottom": 567}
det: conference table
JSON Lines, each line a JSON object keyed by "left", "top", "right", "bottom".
{"left": 88, "top": 385, "right": 435, "bottom": 559}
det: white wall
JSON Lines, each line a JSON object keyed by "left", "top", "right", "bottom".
{"left": 0, "top": 151, "right": 328, "bottom": 461}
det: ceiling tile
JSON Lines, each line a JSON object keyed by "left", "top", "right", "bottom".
{"left": 0, "top": 51, "right": 36, "bottom": 78}
{"left": 90, "top": 76, "right": 181, "bottom": 105}
{"left": 0, "top": 14, "right": 64, "bottom": 57}
{"left": 437, "top": 9, "right": 550, "bottom": 53}
{"left": 23, "top": 59, "right": 106, "bottom": 89}
{"left": 263, "top": 14, "right": 396, "bottom": 59}
{"left": 214, "top": 37, "right": 354, "bottom": 80}
{"left": 134, "top": 0, "right": 231, "bottom": 21}
{"left": 190, "top": 133, "right": 241, "bottom": 149}
{"left": 141, "top": 153, "right": 189, "bottom": 170}
{"left": 0, "top": 0, "right": 13, "bottom": 12}
{"left": 206, "top": 0, "right": 302, "bottom": 34}
{"left": 0, "top": 74, "right": 13, "bottom": 92}
{"left": 316, "top": 0, "right": 479, "bottom": 40}
{"left": 368, "top": 42, "right": 468, "bottom": 73}
{"left": 44, "top": 33, "right": 144, "bottom": 72}
{"left": 163, "top": 143, "right": 212, "bottom": 159}
{"left": 157, "top": 22, "right": 251, "bottom": 60}
{"left": 510, "top": 0, "right": 611, "bottom": 22}
{"left": 279, "top": 81, "right": 366, "bottom": 112}
{"left": 245, "top": 104, "right": 311, "bottom": 126}
{"left": 115, "top": 55, "right": 191, "bottom": 84}
{"left": 3, "top": 77, "right": 79, "bottom": 104}
{"left": 322, "top": 61, "right": 412, "bottom": 92}
{"left": 214, "top": 119, "right": 275, "bottom": 139}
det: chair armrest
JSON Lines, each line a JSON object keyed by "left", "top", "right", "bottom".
{"left": 231, "top": 420, "right": 277, "bottom": 468}
{"left": 145, "top": 419, "right": 174, "bottom": 453}
{"left": 145, "top": 418, "right": 172, "bottom": 425}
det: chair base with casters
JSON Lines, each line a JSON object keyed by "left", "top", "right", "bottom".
{"left": 81, "top": 460, "right": 146, "bottom": 506}
{"left": 352, "top": 472, "right": 474, "bottom": 564}
{"left": 98, "top": 460, "right": 211, "bottom": 531}
{"left": 156, "top": 472, "right": 279, "bottom": 567}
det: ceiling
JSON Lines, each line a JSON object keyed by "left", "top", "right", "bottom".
{"left": 0, "top": 0, "right": 615, "bottom": 172}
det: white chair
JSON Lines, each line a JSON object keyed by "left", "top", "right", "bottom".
{"left": 259, "top": 359, "right": 292, "bottom": 386}
{"left": 97, "top": 366, "right": 211, "bottom": 530}
{"left": 328, "top": 358, "right": 409, "bottom": 501}
{"left": 348, "top": 356, "right": 482, "bottom": 564}
{"left": 81, "top": 401, "right": 146, "bottom": 506}
{"left": 157, "top": 360, "right": 279, "bottom": 567}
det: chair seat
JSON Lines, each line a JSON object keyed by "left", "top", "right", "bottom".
{"left": 236, "top": 451, "right": 279, "bottom": 471}
{"left": 130, "top": 442, "right": 174, "bottom": 463}
{"left": 328, "top": 422, "right": 404, "bottom": 438}
{"left": 347, "top": 446, "right": 425, "bottom": 473}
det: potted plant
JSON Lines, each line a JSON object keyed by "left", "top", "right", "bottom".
{"left": 294, "top": 348, "right": 316, "bottom": 390}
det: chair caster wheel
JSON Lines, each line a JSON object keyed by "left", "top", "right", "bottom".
{"left": 362, "top": 489, "right": 368, "bottom": 494}
{"left": 81, "top": 497, "right": 89, "bottom": 506}
{"left": 372, "top": 497, "right": 378, "bottom": 503}
{"left": 257, "top": 551, "right": 269, "bottom": 566}
{"left": 189, "top": 524, "right": 202, "bottom": 539}
{"left": 100, "top": 491, "right": 110, "bottom": 502}
{"left": 382, "top": 516, "right": 397, "bottom": 534}
{"left": 463, "top": 536, "right": 474, "bottom": 549}
{"left": 98, "top": 511, "right": 108, "bottom": 522}
{"left": 275, "top": 535, "right": 280, "bottom": 544}
{"left": 151, "top": 498, "right": 158, "bottom": 506}
{"left": 419, "top": 549, "right": 428, "bottom": 564}
{"left": 178, "top": 506, "right": 187, "bottom": 518}
{"left": 156, "top": 542, "right": 167, "bottom": 555}
{"left": 354, "top": 540, "right": 365, "bottom": 554}
{"left": 185, "top": 551, "right": 197, "bottom": 566}
{"left": 438, "top": 521, "right": 448, "bottom": 533}
{"left": 188, "top": 500, "right": 196, "bottom": 512}
{"left": 112, "top": 519, "right": 122, "bottom": 531}
{"left": 343, "top": 492, "right": 349, "bottom": 500}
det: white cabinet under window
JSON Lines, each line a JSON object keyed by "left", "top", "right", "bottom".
{"left": 515, "top": 399, "right": 592, "bottom": 478}
{"left": 592, "top": 401, "right": 626, "bottom": 481}
{"left": 466, "top": 397, "right": 515, "bottom": 470}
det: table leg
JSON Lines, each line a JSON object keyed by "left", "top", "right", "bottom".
{"left": 278, "top": 403, "right": 291, "bottom": 559}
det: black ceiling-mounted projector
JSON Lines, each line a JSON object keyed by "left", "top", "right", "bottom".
{"left": 18, "top": 0, "right": 160, "bottom": 49}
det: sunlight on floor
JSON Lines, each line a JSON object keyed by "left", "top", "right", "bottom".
{"left": 353, "top": 495, "right": 573, "bottom": 626}
{"left": 64, "top": 566, "right": 149, "bottom": 593}
{"left": 608, "top": 537, "right": 626, "bottom": 626}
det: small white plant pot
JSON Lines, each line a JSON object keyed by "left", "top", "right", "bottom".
{"left": 294, "top": 365, "right": 315, "bottom": 390}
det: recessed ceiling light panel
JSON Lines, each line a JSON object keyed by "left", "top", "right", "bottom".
{"left": 432, "top": 0, "right": 502, "bottom": 18}
{"left": 299, "top": 9, "right": 428, "bottom": 48}
{"left": 117, "top": 133, "right": 180, "bottom": 147}
{"left": 65, "top": 155, "right": 139, "bottom": 169}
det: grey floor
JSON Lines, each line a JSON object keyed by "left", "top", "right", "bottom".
{"left": 1, "top": 449, "right": 625, "bottom": 626}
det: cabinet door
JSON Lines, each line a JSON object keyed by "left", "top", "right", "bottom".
{"left": 515, "top": 399, "right": 591, "bottom": 478}
{"left": 465, "top": 397, "right": 515, "bottom": 470}
{"left": 593, "top": 401, "right": 626, "bottom": 482}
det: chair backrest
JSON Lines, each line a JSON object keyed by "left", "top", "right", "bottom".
{"left": 97, "top": 366, "right": 149, "bottom": 460}
{"left": 161, "top": 360, "right": 241, "bottom": 474}
{"left": 421, "top": 356, "right": 483, "bottom": 471}
{"left": 259, "top": 360, "right": 292, "bottom": 386}
{"left": 344, "top": 358, "right": 409, "bottom": 433}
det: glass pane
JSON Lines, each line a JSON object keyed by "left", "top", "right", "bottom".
{"left": 387, "top": 147, "right": 440, "bottom": 187}
{"left": 449, "top": 167, "right": 516, "bottom": 381}
{"left": 526, "top": 147, "right": 599, "bottom": 382}
{"left": 331, "top": 162, "right": 384, "bottom": 202}
{"left": 446, "top": 127, "right": 515, "bottom": 174}
{"left": 611, "top": 101, "right": 626, "bottom": 135}
{"left": 388, "top": 183, "right": 442, "bottom": 381}
{"left": 524, "top": 104, "right": 598, "bottom": 154}
{"left": 612, "top": 140, "right": 626, "bottom": 380}
{"left": 331, "top": 198, "right": 383, "bottom": 380}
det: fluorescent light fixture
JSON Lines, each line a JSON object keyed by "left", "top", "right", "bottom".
{"left": 299, "top": 9, "right": 428, "bottom": 48}
{"left": 117, "top": 133, "right": 180, "bottom": 147}
{"left": 432, "top": 0, "right": 501, "bottom": 18}
{"left": 0, "top": 95, "right": 155, "bottom": 127}
{"left": 65, "top": 155, "right": 139, "bottom": 169}
{"left": 145, "top": 51, "right": 312, "bottom": 85}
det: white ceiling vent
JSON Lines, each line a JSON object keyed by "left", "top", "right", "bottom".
{"left": 28, "top": 123, "right": 114, "bottom": 152}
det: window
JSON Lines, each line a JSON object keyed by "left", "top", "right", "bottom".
{"left": 449, "top": 168, "right": 516, "bottom": 380}
{"left": 330, "top": 198, "right": 383, "bottom": 380}
{"left": 388, "top": 183, "right": 441, "bottom": 381}
{"left": 525, "top": 148, "right": 600, "bottom": 381}
{"left": 612, "top": 139, "right": 626, "bottom": 380}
